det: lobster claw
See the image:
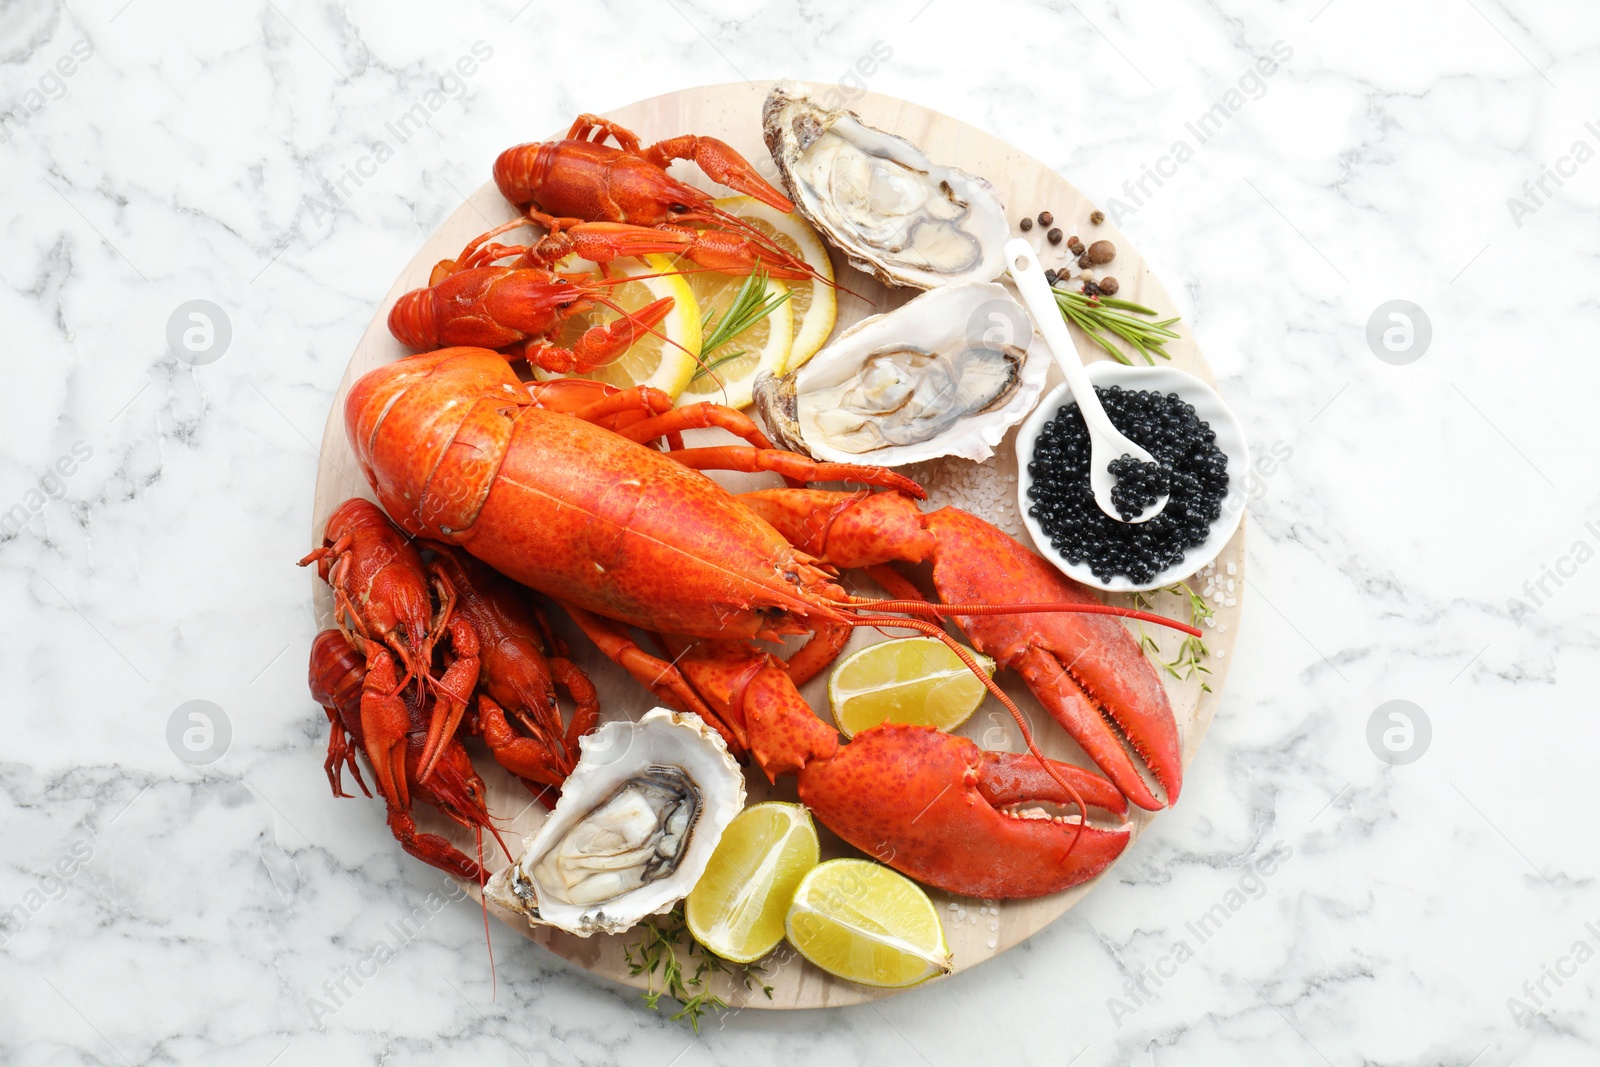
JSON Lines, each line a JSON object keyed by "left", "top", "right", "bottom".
{"left": 923, "top": 508, "right": 1183, "bottom": 811}
{"left": 797, "top": 724, "right": 1130, "bottom": 899}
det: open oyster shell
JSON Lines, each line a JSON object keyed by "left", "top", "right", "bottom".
{"left": 484, "top": 707, "right": 745, "bottom": 937}
{"left": 754, "top": 281, "right": 1047, "bottom": 468}
{"left": 762, "top": 80, "right": 1009, "bottom": 290}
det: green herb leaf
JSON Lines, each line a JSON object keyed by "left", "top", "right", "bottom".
{"left": 1053, "top": 286, "right": 1182, "bottom": 366}
{"left": 621, "top": 906, "right": 773, "bottom": 1028}
{"left": 691, "top": 270, "right": 792, "bottom": 382}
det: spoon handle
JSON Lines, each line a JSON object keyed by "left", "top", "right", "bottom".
{"left": 1004, "top": 239, "right": 1121, "bottom": 444}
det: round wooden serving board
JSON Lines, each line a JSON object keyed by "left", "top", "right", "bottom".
{"left": 309, "top": 81, "right": 1246, "bottom": 1009}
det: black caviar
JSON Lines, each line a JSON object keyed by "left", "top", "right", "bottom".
{"left": 1107, "top": 454, "right": 1169, "bottom": 520}
{"left": 1027, "top": 386, "right": 1228, "bottom": 583}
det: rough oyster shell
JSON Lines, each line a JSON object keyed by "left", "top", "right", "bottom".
{"left": 754, "top": 281, "right": 1047, "bottom": 468}
{"left": 762, "top": 80, "right": 1009, "bottom": 290}
{"left": 484, "top": 707, "right": 745, "bottom": 937}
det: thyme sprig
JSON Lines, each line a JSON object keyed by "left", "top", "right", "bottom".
{"left": 622, "top": 906, "right": 774, "bottom": 1030}
{"left": 1131, "top": 581, "right": 1214, "bottom": 692}
{"left": 1053, "top": 286, "right": 1182, "bottom": 366}
{"left": 689, "top": 270, "right": 793, "bottom": 383}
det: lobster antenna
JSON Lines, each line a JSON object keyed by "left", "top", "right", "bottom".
{"left": 841, "top": 610, "right": 1090, "bottom": 854}
{"left": 846, "top": 597, "right": 1204, "bottom": 638}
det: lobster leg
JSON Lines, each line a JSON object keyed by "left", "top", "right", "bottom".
{"left": 611, "top": 402, "right": 777, "bottom": 449}
{"left": 558, "top": 603, "right": 744, "bottom": 756}
{"left": 656, "top": 444, "right": 926, "bottom": 500}
{"left": 520, "top": 296, "right": 677, "bottom": 374}
{"left": 798, "top": 724, "right": 1130, "bottom": 899}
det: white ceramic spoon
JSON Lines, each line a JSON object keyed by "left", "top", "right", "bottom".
{"left": 1005, "top": 238, "right": 1169, "bottom": 524}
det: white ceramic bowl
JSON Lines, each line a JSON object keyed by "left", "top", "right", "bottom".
{"left": 1014, "top": 362, "right": 1250, "bottom": 593}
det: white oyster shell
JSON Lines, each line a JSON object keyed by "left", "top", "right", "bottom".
{"left": 762, "top": 80, "right": 1009, "bottom": 290}
{"left": 484, "top": 707, "right": 745, "bottom": 937}
{"left": 755, "top": 282, "right": 1047, "bottom": 468}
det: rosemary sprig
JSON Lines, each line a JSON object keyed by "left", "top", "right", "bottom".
{"left": 690, "top": 270, "right": 792, "bottom": 383}
{"left": 621, "top": 906, "right": 774, "bottom": 1030}
{"left": 1053, "top": 286, "right": 1182, "bottom": 366}
{"left": 1131, "top": 581, "right": 1214, "bottom": 692}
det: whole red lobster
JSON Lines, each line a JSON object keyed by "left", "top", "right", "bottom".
{"left": 344, "top": 347, "right": 1199, "bottom": 899}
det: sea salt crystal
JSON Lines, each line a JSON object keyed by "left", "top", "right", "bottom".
{"left": 987, "top": 939, "right": 998, "bottom": 949}
{"left": 1226, "top": 579, "right": 1235, "bottom": 593}
{"left": 1224, "top": 596, "right": 1237, "bottom": 607}
{"left": 1216, "top": 649, "right": 1227, "bottom": 658}
{"left": 1226, "top": 562, "right": 1237, "bottom": 575}
{"left": 989, "top": 921, "right": 999, "bottom": 932}
{"left": 1203, "top": 616, "right": 1214, "bottom": 628}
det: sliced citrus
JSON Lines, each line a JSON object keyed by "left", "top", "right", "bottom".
{"left": 533, "top": 253, "right": 702, "bottom": 398}
{"left": 713, "top": 195, "right": 836, "bottom": 371}
{"left": 785, "top": 858, "right": 952, "bottom": 988}
{"left": 686, "top": 802, "right": 820, "bottom": 963}
{"left": 676, "top": 270, "right": 792, "bottom": 410}
{"left": 828, "top": 637, "right": 997, "bottom": 739}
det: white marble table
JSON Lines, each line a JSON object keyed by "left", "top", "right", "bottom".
{"left": 3, "top": 1, "right": 1597, "bottom": 1063}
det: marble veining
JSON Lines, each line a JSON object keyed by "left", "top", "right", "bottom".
{"left": 3, "top": 0, "right": 1599, "bottom": 1063}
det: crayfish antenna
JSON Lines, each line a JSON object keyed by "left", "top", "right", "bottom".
{"left": 476, "top": 826, "right": 497, "bottom": 1001}
{"left": 695, "top": 203, "right": 876, "bottom": 303}
{"left": 587, "top": 293, "right": 729, "bottom": 397}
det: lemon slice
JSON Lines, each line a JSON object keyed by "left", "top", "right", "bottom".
{"left": 686, "top": 802, "right": 820, "bottom": 963}
{"left": 828, "top": 637, "right": 997, "bottom": 739}
{"left": 713, "top": 195, "right": 837, "bottom": 371}
{"left": 676, "top": 271, "right": 792, "bottom": 410}
{"left": 785, "top": 859, "right": 952, "bottom": 988}
{"left": 533, "top": 253, "right": 702, "bottom": 398}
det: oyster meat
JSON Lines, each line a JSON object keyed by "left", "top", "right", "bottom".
{"left": 485, "top": 707, "right": 745, "bottom": 937}
{"left": 763, "top": 80, "right": 1009, "bottom": 290}
{"left": 755, "top": 281, "right": 1047, "bottom": 468}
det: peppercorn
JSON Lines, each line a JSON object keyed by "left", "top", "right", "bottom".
{"left": 1067, "top": 236, "right": 1085, "bottom": 256}
{"left": 1044, "top": 268, "right": 1059, "bottom": 286}
{"left": 1089, "top": 210, "right": 1105, "bottom": 225}
{"left": 1078, "top": 253, "right": 1092, "bottom": 269}
{"left": 1020, "top": 217, "right": 1033, "bottom": 232}
{"left": 1098, "top": 276, "right": 1120, "bottom": 296}
{"left": 1038, "top": 211, "right": 1054, "bottom": 226}
{"left": 1047, "top": 227, "right": 1063, "bottom": 244}
{"left": 1081, "top": 279, "right": 1101, "bottom": 297}
{"left": 1087, "top": 240, "right": 1116, "bottom": 265}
